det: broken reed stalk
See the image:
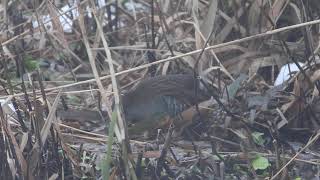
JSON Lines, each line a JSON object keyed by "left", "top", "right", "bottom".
{"left": 78, "top": 3, "right": 120, "bottom": 180}
{"left": 89, "top": 2, "right": 136, "bottom": 180}
{"left": 156, "top": 124, "right": 174, "bottom": 175}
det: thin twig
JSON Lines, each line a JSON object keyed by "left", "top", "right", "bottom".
{"left": 270, "top": 131, "right": 320, "bottom": 180}
{"left": 2, "top": 19, "right": 320, "bottom": 99}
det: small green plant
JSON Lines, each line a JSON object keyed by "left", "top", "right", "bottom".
{"left": 251, "top": 155, "right": 270, "bottom": 171}
{"left": 251, "top": 132, "right": 265, "bottom": 146}
{"left": 24, "top": 56, "right": 39, "bottom": 71}
{"left": 101, "top": 110, "right": 118, "bottom": 180}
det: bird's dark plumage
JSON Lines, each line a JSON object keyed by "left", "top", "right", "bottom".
{"left": 122, "top": 74, "right": 209, "bottom": 135}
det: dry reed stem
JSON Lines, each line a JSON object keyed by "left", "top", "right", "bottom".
{"left": 40, "top": 89, "right": 62, "bottom": 146}
{"left": 58, "top": 122, "right": 147, "bottom": 145}
{"left": 270, "top": 131, "right": 320, "bottom": 180}
{"left": 1, "top": 19, "right": 320, "bottom": 100}
{"left": 90, "top": 1, "right": 134, "bottom": 179}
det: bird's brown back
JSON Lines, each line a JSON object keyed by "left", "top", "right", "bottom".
{"left": 122, "top": 74, "right": 210, "bottom": 127}
{"left": 122, "top": 74, "right": 208, "bottom": 106}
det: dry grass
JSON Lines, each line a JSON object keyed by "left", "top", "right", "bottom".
{"left": 1, "top": 0, "right": 320, "bottom": 179}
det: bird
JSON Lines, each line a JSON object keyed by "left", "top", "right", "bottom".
{"left": 121, "top": 74, "right": 210, "bottom": 136}
{"left": 57, "top": 74, "right": 211, "bottom": 137}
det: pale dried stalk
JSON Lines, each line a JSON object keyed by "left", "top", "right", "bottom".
{"left": 91, "top": 12, "right": 126, "bottom": 142}
{"left": 77, "top": 3, "right": 123, "bottom": 142}
{"left": 40, "top": 90, "right": 62, "bottom": 146}
{"left": 28, "top": 89, "right": 62, "bottom": 179}
{"left": 191, "top": 20, "right": 234, "bottom": 81}
{"left": 2, "top": 18, "right": 320, "bottom": 98}
{"left": 58, "top": 123, "right": 147, "bottom": 145}
{"left": 90, "top": 2, "right": 134, "bottom": 179}
{"left": 77, "top": 6, "right": 108, "bottom": 95}
{"left": 270, "top": 131, "right": 320, "bottom": 180}
{"left": 0, "top": 109, "right": 28, "bottom": 178}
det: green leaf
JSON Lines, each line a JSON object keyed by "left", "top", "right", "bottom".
{"left": 294, "top": 177, "right": 301, "bottom": 180}
{"left": 252, "top": 132, "right": 265, "bottom": 146}
{"left": 101, "top": 110, "right": 118, "bottom": 180}
{"left": 24, "top": 56, "right": 39, "bottom": 71}
{"left": 251, "top": 155, "right": 270, "bottom": 170}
